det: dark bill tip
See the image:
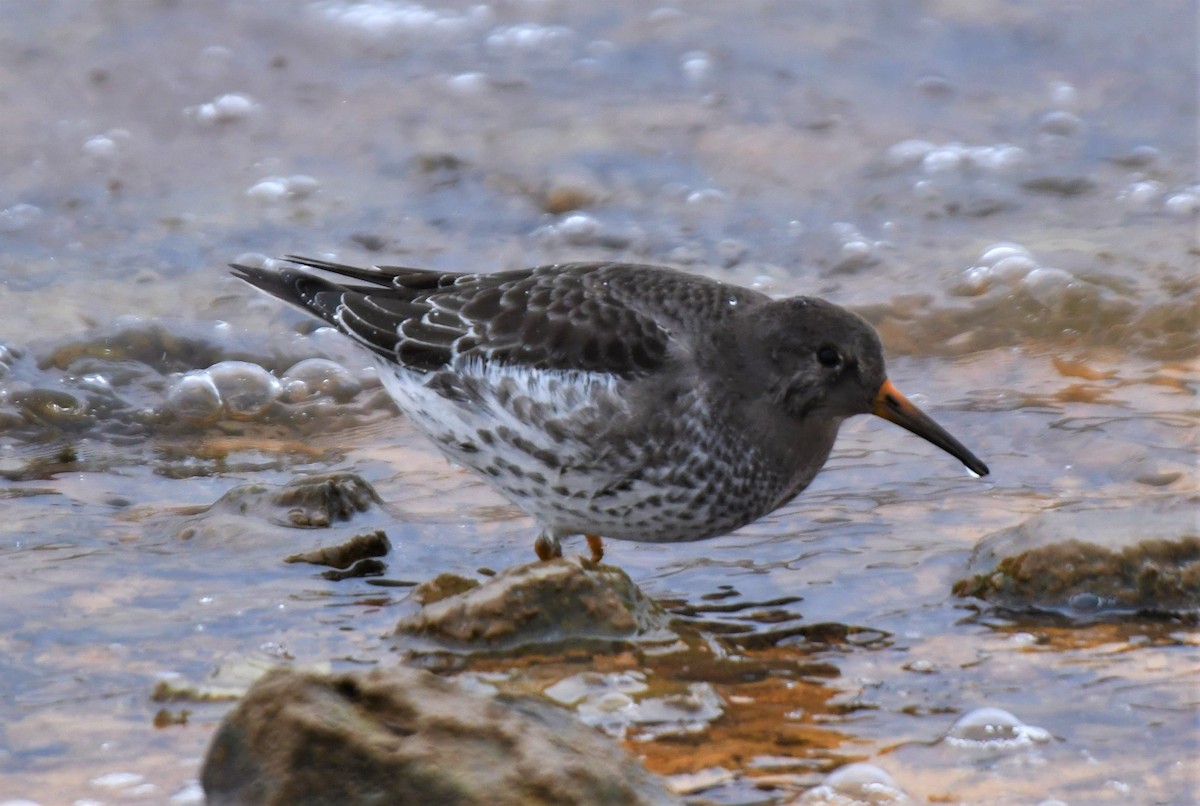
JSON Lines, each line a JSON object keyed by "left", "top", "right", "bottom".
{"left": 871, "top": 380, "right": 990, "bottom": 477}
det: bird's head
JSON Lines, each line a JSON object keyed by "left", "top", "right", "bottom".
{"left": 738, "top": 297, "right": 989, "bottom": 477}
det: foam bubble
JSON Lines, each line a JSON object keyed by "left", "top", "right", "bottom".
{"left": 312, "top": 1, "right": 492, "bottom": 42}
{"left": 977, "top": 242, "right": 1033, "bottom": 267}
{"left": 1022, "top": 266, "right": 1076, "bottom": 307}
{"left": 1118, "top": 179, "right": 1163, "bottom": 209}
{"left": 447, "top": 72, "right": 489, "bottom": 95}
{"left": 1163, "top": 186, "right": 1200, "bottom": 216}
{"left": 189, "top": 92, "right": 259, "bottom": 124}
{"left": 166, "top": 372, "right": 223, "bottom": 424}
{"left": 1048, "top": 80, "right": 1079, "bottom": 109}
{"left": 281, "top": 358, "right": 361, "bottom": 403}
{"left": 799, "top": 762, "right": 910, "bottom": 804}
{"left": 91, "top": 771, "right": 145, "bottom": 789}
{"left": 207, "top": 361, "right": 281, "bottom": 420}
{"left": 1038, "top": 110, "right": 1083, "bottom": 137}
{"left": 485, "top": 23, "right": 573, "bottom": 56}
{"left": 82, "top": 135, "right": 118, "bottom": 158}
{"left": 246, "top": 175, "right": 320, "bottom": 202}
{"left": 885, "top": 139, "right": 935, "bottom": 168}
{"left": 557, "top": 212, "right": 600, "bottom": 244}
{"left": 0, "top": 203, "right": 44, "bottom": 233}
{"left": 922, "top": 144, "right": 967, "bottom": 174}
{"left": 681, "top": 50, "right": 713, "bottom": 84}
{"left": 685, "top": 188, "right": 729, "bottom": 208}
{"left": 944, "top": 706, "right": 1052, "bottom": 750}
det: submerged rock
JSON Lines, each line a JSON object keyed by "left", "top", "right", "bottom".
{"left": 284, "top": 529, "right": 391, "bottom": 568}
{"left": 394, "top": 556, "right": 678, "bottom": 654}
{"left": 201, "top": 665, "right": 682, "bottom": 806}
{"left": 953, "top": 497, "right": 1199, "bottom": 617}
{"left": 186, "top": 472, "right": 383, "bottom": 533}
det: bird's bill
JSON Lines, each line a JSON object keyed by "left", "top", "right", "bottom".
{"left": 871, "top": 380, "right": 990, "bottom": 477}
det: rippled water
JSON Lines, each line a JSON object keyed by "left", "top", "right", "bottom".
{"left": 1, "top": 1, "right": 1196, "bottom": 803}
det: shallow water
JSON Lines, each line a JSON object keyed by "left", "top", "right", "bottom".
{"left": 1, "top": 1, "right": 1197, "bottom": 803}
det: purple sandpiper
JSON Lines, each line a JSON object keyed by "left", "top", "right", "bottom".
{"left": 232, "top": 257, "right": 989, "bottom": 561}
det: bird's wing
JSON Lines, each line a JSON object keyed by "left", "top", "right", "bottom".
{"left": 231, "top": 257, "right": 738, "bottom": 378}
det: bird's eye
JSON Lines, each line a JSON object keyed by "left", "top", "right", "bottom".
{"left": 816, "top": 345, "right": 841, "bottom": 368}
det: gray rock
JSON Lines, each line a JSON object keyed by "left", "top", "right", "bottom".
{"left": 176, "top": 472, "right": 384, "bottom": 540}
{"left": 953, "top": 496, "right": 1199, "bottom": 616}
{"left": 394, "top": 556, "right": 679, "bottom": 654}
{"left": 201, "top": 664, "right": 682, "bottom": 806}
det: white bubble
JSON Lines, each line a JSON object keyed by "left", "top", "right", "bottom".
{"left": 281, "top": 358, "right": 361, "bottom": 402}
{"left": 681, "top": 50, "right": 712, "bottom": 84}
{"left": 246, "top": 178, "right": 290, "bottom": 202}
{"left": 1164, "top": 188, "right": 1200, "bottom": 216}
{"left": 835, "top": 239, "right": 878, "bottom": 272}
{"left": 313, "top": 0, "right": 491, "bottom": 42}
{"left": 447, "top": 72, "right": 489, "bottom": 95}
{"left": 191, "top": 92, "right": 259, "bottom": 124}
{"left": 1048, "top": 80, "right": 1078, "bottom": 109}
{"left": 0, "top": 203, "right": 44, "bottom": 233}
{"left": 1022, "top": 267, "right": 1076, "bottom": 306}
{"left": 207, "top": 360, "right": 281, "bottom": 420}
{"left": 911, "top": 179, "right": 939, "bottom": 200}
{"left": 800, "top": 762, "right": 910, "bottom": 804}
{"left": 969, "top": 144, "right": 1027, "bottom": 172}
{"left": 886, "top": 141, "right": 914, "bottom": 164}
{"left": 957, "top": 265, "right": 994, "bottom": 295}
{"left": 83, "top": 135, "right": 117, "bottom": 157}
{"left": 485, "top": 23, "right": 573, "bottom": 55}
{"left": 1119, "top": 179, "right": 1162, "bottom": 209}
{"left": 557, "top": 212, "right": 600, "bottom": 244}
{"left": 922, "top": 144, "right": 967, "bottom": 174}
{"left": 977, "top": 242, "right": 1033, "bottom": 267}
{"left": 246, "top": 175, "right": 320, "bottom": 203}
{"left": 166, "top": 371, "right": 223, "bottom": 424}
{"left": 991, "top": 254, "right": 1038, "bottom": 282}
{"left": 91, "top": 771, "right": 145, "bottom": 789}
{"left": 685, "top": 188, "right": 729, "bottom": 207}
{"left": 1038, "top": 110, "right": 1083, "bottom": 137}
{"left": 944, "top": 706, "right": 1052, "bottom": 749}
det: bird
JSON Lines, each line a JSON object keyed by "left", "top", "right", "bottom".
{"left": 231, "top": 256, "right": 989, "bottom": 563}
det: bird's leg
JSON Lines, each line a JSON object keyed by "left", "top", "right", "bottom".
{"left": 585, "top": 534, "right": 604, "bottom": 564}
{"left": 533, "top": 531, "right": 562, "bottom": 561}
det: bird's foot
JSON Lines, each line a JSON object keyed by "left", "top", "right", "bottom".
{"left": 534, "top": 532, "right": 562, "bottom": 562}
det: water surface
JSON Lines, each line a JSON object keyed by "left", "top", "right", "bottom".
{"left": 1, "top": 1, "right": 1196, "bottom": 803}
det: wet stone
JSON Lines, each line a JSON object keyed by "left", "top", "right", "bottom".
{"left": 411, "top": 572, "right": 482, "bottom": 605}
{"left": 284, "top": 529, "right": 391, "bottom": 569}
{"left": 193, "top": 472, "right": 382, "bottom": 531}
{"left": 270, "top": 473, "right": 382, "bottom": 527}
{"left": 200, "top": 665, "right": 682, "bottom": 806}
{"left": 953, "top": 497, "right": 1199, "bottom": 618}
{"left": 394, "top": 556, "right": 678, "bottom": 655}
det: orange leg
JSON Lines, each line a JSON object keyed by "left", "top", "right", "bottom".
{"left": 534, "top": 532, "right": 562, "bottom": 561}
{"left": 585, "top": 534, "right": 604, "bottom": 564}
